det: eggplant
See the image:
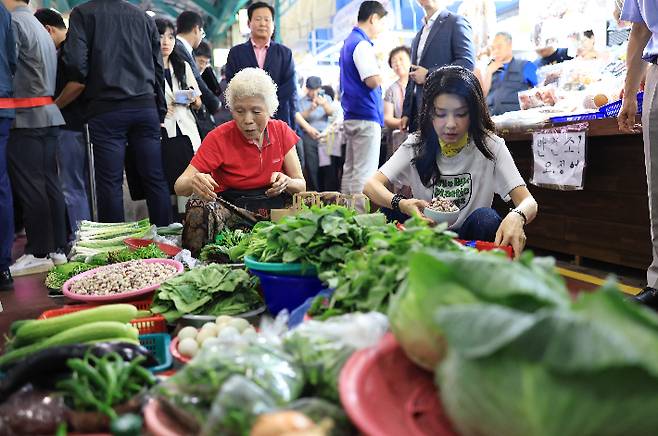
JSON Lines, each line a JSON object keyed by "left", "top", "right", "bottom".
{"left": 0, "top": 342, "right": 157, "bottom": 400}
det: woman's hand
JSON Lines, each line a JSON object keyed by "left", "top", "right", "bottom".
{"left": 191, "top": 173, "right": 219, "bottom": 201}
{"left": 494, "top": 212, "right": 526, "bottom": 259}
{"left": 399, "top": 198, "right": 431, "bottom": 222}
{"left": 266, "top": 172, "right": 291, "bottom": 197}
{"left": 190, "top": 96, "right": 202, "bottom": 110}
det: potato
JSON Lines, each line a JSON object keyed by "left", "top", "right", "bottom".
{"left": 177, "top": 326, "right": 198, "bottom": 341}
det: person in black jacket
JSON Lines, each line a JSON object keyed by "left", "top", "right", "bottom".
{"left": 225, "top": 2, "right": 298, "bottom": 128}
{"left": 60, "top": 0, "right": 171, "bottom": 226}
{"left": 175, "top": 11, "right": 220, "bottom": 116}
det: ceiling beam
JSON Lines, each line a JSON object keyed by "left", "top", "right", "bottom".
{"left": 215, "top": 0, "right": 249, "bottom": 36}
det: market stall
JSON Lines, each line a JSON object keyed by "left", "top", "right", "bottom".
{"left": 494, "top": 117, "right": 651, "bottom": 270}
{"left": 1, "top": 198, "right": 657, "bottom": 436}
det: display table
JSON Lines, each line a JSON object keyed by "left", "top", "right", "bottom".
{"left": 495, "top": 117, "right": 651, "bottom": 270}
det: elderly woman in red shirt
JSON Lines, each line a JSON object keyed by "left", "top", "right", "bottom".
{"left": 175, "top": 67, "right": 306, "bottom": 253}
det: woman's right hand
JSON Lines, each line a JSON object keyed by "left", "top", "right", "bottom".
{"left": 191, "top": 173, "right": 219, "bottom": 201}
{"left": 399, "top": 198, "right": 431, "bottom": 222}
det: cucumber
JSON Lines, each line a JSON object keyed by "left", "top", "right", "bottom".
{"left": 14, "top": 304, "right": 138, "bottom": 345}
{"left": 0, "top": 321, "right": 139, "bottom": 368}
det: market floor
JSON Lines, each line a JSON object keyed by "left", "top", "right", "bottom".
{"left": 0, "top": 238, "right": 645, "bottom": 353}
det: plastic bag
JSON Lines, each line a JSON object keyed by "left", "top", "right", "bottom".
{"left": 286, "top": 398, "right": 355, "bottom": 436}
{"left": 173, "top": 248, "right": 199, "bottom": 269}
{"left": 283, "top": 312, "right": 388, "bottom": 402}
{"left": 200, "top": 375, "right": 277, "bottom": 436}
{"left": 153, "top": 338, "right": 304, "bottom": 434}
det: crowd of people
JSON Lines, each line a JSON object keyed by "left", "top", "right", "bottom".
{"left": 0, "top": 0, "right": 543, "bottom": 290}
{"left": 6, "top": 0, "right": 632, "bottom": 290}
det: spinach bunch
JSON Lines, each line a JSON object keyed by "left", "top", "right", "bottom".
{"left": 312, "top": 218, "right": 465, "bottom": 319}
{"left": 151, "top": 264, "right": 262, "bottom": 322}
{"left": 200, "top": 229, "right": 250, "bottom": 264}
{"left": 244, "top": 206, "right": 387, "bottom": 272}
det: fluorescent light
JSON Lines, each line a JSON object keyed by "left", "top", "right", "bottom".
{"left": 146, "top": 10, "right": 156, "bottom": 17}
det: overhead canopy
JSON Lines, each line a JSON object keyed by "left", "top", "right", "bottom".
{"left": 42, "top": 0, "right": 251, "bottom": 39}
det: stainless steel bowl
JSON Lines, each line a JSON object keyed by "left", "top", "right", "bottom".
{"left": 177, "top": 305, "right": 267, "bottom": 329}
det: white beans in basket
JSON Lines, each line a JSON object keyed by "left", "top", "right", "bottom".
{"left": 70, "top": 260, "right": 178, "bottom": 295}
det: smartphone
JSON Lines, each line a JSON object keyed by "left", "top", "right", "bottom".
{"left": 318, "top": 89, "right": 325, "bottom": 96}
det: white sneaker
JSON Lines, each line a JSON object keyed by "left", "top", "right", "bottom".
{"left": 9, "top": 254, "right": 55, "bottom": 277}
{"left": 49, "top": 252, "right": 68, "bottom": 266}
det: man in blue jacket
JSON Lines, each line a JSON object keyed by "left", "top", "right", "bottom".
{"left": 339, "top": 1, "right": 387, "bottom": 197}
{"left": 0, "top": 1, "right": 15, "bottom": 290}
{"left": 225, "top": 2, "right": 298, "bottom": 128}
{"left": 401, "top": 0, "right": 475, "bottom": 132}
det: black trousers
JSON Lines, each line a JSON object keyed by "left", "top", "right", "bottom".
{"left": 7, "top": 126, "right": 67, "bottom": 256}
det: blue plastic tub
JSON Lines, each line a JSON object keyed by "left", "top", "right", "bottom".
{"left": 251, "top": 269, "right": 326, "bottom": 316}
{"left": 139, "top": 333, "right": 172, "bottom": 373}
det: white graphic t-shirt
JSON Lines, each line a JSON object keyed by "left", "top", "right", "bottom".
{"left": 379, "top": 133, "right": 525, "bottom": 229}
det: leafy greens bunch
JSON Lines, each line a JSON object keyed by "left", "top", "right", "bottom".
{"left": 151, "top": 264, "right": 262, "bottom": 322}
{"left": 311, "top": 218, "right": 464, "bottom": 319}
{"left": 244, "top": 206, "right": 387, "bottom": 272}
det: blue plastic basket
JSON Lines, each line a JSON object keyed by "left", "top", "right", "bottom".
{"left": 139, "top": 333, "right": 172, "bottom": 373}
{"left": 244, "top": 255, "right": 317, "bottom": 277}
{"left": 599, "top": 92, "right": 643, "bottom": 118}
{"left": 250, "top": 270, "right": 327, "bottom": 315}
{"left": 549, "top": 112, "right": 603, "bottom": 123}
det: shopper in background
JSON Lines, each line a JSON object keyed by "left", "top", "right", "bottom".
{"left": 481, "top": 32, "right": 538, "bottom": 116}
{"left": 157, "top": 18, "right": 201, "bottom": 151}
{"left": 576, "top": 30, "right": 608, "bottom": 61}
{"left": 4, "top": 0, "right": 67, "bottom": 275}
{"left": 193, "top": 40, "right": 224, "bottom": 137}
{"left": 34, "top": 8, "right": 91, "bottom": 238}
{"left": 213, "top": 65, "right": 232, "bottom": 125}
{"left": 225, "top": 2, "right": 299, "bottom": 129}
{"left": 364, "top": 66, "right": 536, "bottom": 258}
{"left": 339, "top": 1, "right": 387, "bottom": 197}
{"left": 193, "top": 40, "right": 212, "bottom": 74}
{"left": 384, "top": 46, "right": 411, "bottom": 160}
{"left": 401, "top": 0, "right": 475, "bottom": 133}
{"left": 61, "top": 0, "right": 172, "bottom": 226}
{"left": 0, "top": 1, "right": 15, "bottom": 289}
{"left": 618, "top": 0, "right": 658, "bottom": 308}
{"left": 175, "top": 11, "right": 220, "bottom": 117}
{"left": 296, "top": 76, "right": 334, "bottom": 191}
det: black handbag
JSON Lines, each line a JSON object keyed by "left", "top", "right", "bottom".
{"left": 161, "top": 127, "right": 194, "bottom": 194}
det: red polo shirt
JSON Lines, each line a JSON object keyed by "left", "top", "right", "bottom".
{"left": 190, "top": 119, "right": 299, "bottom": 193}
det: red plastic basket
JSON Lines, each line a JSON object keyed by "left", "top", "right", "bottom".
{"left": 38, "top": 299, "right": 167, "bottom": 334}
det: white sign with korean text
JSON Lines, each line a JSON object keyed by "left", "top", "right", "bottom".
{"left": 531, "top": 129, "right": 586, "bottom": 189}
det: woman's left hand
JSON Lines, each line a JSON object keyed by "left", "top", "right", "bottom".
{"left": 494, "top": 212, "right": 526, "bottom": 259}
{"left": 266, "top": 172, "right": 290, "bottom": 197}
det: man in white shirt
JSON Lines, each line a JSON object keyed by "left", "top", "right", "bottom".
{"left": 401, "top": 0, "right": 475, "bottom": 132}
{"left": 339, "top": 1, "right": 387, "bottom": 197}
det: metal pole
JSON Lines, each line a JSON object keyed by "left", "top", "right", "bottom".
{"left": 84, "top": 123, "right": 98, "bottom": 222}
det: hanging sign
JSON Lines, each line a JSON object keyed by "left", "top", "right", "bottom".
{"left": 530, "top": 122, "right": 588, "bottom": 190}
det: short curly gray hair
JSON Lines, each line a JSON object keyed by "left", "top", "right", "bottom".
{"left": 224, "top": 67, "right": 279, "bottom": 116}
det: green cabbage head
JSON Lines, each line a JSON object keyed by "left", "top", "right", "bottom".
{"left": 435, "top": 284, "right": 658, "bottom": 436}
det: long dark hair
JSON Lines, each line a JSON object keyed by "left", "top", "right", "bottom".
{"left": 412, "top": 65, "right": 496, "bottom": 187}
{"left": 155, "top": 18, "right": 188, "bottom": 89}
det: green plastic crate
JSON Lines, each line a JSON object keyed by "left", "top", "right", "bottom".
{"left": 139, "top": 333, "right": 172, "bottom": 373}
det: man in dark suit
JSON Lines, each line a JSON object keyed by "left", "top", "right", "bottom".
{"left": 174, "top": 11, "right": 219, "bottom": 115}
{"left": 224, "top": 1, "right": 298, "bottom": 128}
{"left": 401, "top": 0, "right": 475, "bottom": 132}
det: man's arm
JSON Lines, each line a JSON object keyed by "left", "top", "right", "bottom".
{"left": 60, "top": 8, "right": 88, "bottom": 84}
{"left": 618, "top": 21, "right": 652, "bottom": 132}
{"left": 5, "top": 12, "right": 16, "bottom": 76}
{"left": 55, "top": 81, "right": 85, "bottom": 108}
{"left": 450, "top": 15, "right": 475, "bottom": 70}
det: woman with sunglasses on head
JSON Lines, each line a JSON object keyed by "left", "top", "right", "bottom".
{"left": 364, "top": 65, "right": 537, "bottom": 258}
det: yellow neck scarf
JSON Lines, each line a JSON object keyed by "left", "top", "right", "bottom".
{"left": 439, "top": 134, "right": 469, "bottom": 157}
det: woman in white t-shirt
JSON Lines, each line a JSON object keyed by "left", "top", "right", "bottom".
{"left": 364, "top": 66, "right": 537, "bottom": 257}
